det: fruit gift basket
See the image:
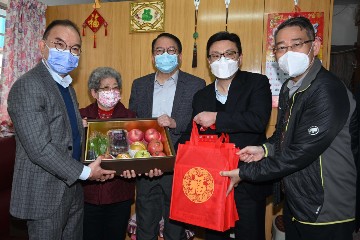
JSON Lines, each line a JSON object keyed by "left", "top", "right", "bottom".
{"left": 82, "top": 118, "right": 176, "bottom": 174}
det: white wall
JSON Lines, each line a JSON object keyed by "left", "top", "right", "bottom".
{"left": 332, "top": 4, "right": 358, "bottom": 46}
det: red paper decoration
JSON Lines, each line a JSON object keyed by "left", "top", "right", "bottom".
{"left": 83, "top": 9, "right": 108, "bottom": 48}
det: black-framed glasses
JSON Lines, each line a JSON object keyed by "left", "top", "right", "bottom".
{"left": 273, "top": 40, "right": 314, "bottom": 54}
{"left": 47, "top": 39, "right": 82, "bottom": 56}
{"left": 208, "top": 50, "right": 239, "bottom": 62}
{"left": 153, "top": 47, "right": 178, "bottom": 55}
{"left": 98, "top": 86, "right": 120, "bottom": 92}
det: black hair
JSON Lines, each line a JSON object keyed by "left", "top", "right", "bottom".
{"left": 274, "top": 16, "right": 315, "bottom": 42}
{"left": 43, "top": 19, "right": 81, "bottom": 41}
{"left": 151, "top": 33, "right": 182, "bottom": 54}
{"left": 206, "top": 31, "right": 242, "bottom": 57}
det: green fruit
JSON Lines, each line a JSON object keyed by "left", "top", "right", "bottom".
{"left": 134, "top": 150, "right": 151, "bottom": 158}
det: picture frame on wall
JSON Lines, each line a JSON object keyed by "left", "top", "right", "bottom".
{"left": 130, "top": 0, "right": 165, "bottom": 33}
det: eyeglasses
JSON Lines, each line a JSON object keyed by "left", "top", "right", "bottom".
{"left": 98, "top": 86, "right": 120, "bottom": 92}
{"left": 47, "top": 39, "right": 82, "bottom": 56}
{"left": 273, "top": 40, "right": 314, "bottom": 54}
{"left": 153, "top": 47, "right": 178, "bottom": 55}
{"left": 208, "top": 50, "right": 239, "bottom": 62}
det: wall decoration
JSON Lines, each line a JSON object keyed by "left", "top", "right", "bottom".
{"left": 192, "top": 0, "right": 200, "bottom": 68}
{"left": 224, "top": 0, "right": 230, "bottom": 31}
{"left": 82, "top": 5, "right": 108, "bottom": 48}
{"left": 265, "top": 11, "right": 324, "bottom": 107}
{"left": 130, "top": 0, "right": 165, "bottom": 33}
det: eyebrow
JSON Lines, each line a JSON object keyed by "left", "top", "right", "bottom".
{"left": 210, "top": 49, "right": 237, "bottom": 53}
{"left": 276, "top": 38, "right": 304, "bottom": 45}
{"left": 54, "top": 37, "right": 65, "bottom": 42}
{"left": 53, "top": 37, "right": 81, "bottom": 47}
{"left": 155, "top": 46, "right": 176, "bottom": 49}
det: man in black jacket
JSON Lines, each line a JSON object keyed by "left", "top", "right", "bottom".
{"left": 192, "top": 31, "right": 272, "bottom": 240}
{"left": 221, "top": 16, "right": 358, "bottom": 240}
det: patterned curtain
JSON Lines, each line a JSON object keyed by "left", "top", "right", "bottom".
{"left": 0, "top": 0, "right": 46, "bottom": 126}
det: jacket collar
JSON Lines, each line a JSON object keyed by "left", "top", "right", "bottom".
{"left": 84, "top": 102, "right": 134, "bottom": 119}
{"left": 297, "top": 58, "right": 322, "bottom": 92}
{"left": 225, "top": 70, "right": 246, "bottom": 108}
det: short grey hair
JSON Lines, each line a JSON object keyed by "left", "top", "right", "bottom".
{"left": 88, "top": 67, "right": 122, "bottom": 91}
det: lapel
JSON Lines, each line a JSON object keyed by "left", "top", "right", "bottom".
{"left": 144, "top": 74, "right": 155, "bottom": 118}
{"left": 171, "top": 70, "right": 185, "bottom": 118}
{"left": 205, "top": 82, "right": 217, "bottom": 112}
{"left": 225, "top": 70, "right": 247, "bottom": 112}
{"left": 69, "top": 86, "right": 84, "bottom": 143}
{"left": 38, "top": 62, "right": 76, "bottom": 140}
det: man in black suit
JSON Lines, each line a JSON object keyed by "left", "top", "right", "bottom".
{"left": 192, "top": 31, "right": 272, "bottom": 240}
{"left": 129, "top": 33, "right": 206, "bottom": 240}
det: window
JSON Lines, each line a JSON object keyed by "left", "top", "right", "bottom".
{"left": 0, "top": 8, "right": 5, "bottom": 75}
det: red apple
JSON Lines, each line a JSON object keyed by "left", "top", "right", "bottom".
{"left": 147, "top": 139, "right": 164, "bottom": 155}
{"left": 127, "top": 129, "right": 144, "bottom": 142}
{"left": 152, "top": 151, "right": 166, "bottom": 157}
{"left": 144, "top": 128, "right": 161, "bottom": 142}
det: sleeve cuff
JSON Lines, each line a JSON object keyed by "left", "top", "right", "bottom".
{"left": 238, "top": 167, "right": 244, "bottom": 181}
{"left": 261, "top": 144, "right": 268, "bottom": 158}
{"left": 79, "top": 165, "right": 91, "bottom": 180}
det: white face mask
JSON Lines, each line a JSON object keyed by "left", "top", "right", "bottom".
{"left": 210, "top": 57, "right": 239, "bottom": 79}
{"left": 278, "top": 44, "right": 313, "bottom": 78}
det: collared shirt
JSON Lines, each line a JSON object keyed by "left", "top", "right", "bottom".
{"left": 152, "top": 70, "right": 179, "bottom": 117}
{"left": 287, "top": 73, "right": 307, "bottom": 98}
{"left": 42, "top": 59, "right": 73, "bottom": 88}
{"left": 215, "top": 79, "right": 231, "bottom": 104}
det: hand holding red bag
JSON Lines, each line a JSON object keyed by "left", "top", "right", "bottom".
{"left": 170, "top": 122, "right": 239, "bottom": 231}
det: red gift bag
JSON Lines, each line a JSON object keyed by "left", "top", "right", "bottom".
{"left": 170, "top": 122, "right": 239, "bottom": 231}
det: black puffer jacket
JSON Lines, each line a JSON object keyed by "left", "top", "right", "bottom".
{"left": 239, "top": 58, "right": 358, "bottom": 224}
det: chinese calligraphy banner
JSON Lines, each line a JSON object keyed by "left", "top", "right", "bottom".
{"left": 85, "top": 9, "right": 106, "bottom": 33}
{"left": 83, "top": 9, "right": 108, "bottom": 48}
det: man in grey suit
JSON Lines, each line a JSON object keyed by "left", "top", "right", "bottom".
{"left": 7, "top": 19, "right": 115, "bottom": 240}
{"left": 128, "top": 33, "right": 206, "bottom": 240}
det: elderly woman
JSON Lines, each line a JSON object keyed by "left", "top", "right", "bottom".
{"left": 79, "top": 67, "right": 135, "bottom": 240}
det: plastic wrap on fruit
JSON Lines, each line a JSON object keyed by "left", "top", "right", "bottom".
{"left": 107, "top": 129, "right": 129, "bottom": 156}
{"left": 88, "top": 131, "right": 108, "bottom": 159}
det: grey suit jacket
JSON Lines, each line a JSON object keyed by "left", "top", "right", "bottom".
{"left": 129, "top": 70, "right": 205, "bottom": 146}
{"left": 7, "top": 62, "right": 84, "bottom": 219}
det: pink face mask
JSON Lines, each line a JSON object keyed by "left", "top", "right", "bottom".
{"left": 98, "top": 90, "right": 120, "bottom": 109}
